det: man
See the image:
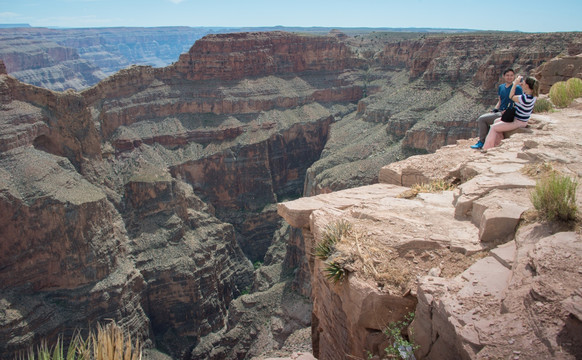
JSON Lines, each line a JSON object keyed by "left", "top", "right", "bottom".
{"left": 471, "top": 68, "right": 523, "bottom": 149}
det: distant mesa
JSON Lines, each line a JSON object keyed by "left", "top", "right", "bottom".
{"left": 0, "top": 24, "right": 32, "bottom": 28}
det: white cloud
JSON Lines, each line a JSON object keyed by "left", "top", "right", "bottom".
{"left": 0, "top": 12, "right": 20, "bottom": 19}
{"left": 166, "top": 0, "right": 185, "bottom": 4}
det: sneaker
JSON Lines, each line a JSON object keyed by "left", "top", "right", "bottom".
{"left": 470, "top": 141, "right": 484, "bottom": 149}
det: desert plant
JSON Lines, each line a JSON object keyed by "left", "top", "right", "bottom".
{"left": 399, "top": 179, "right": 456, "bottom": 199}
{"left": 16, "top": 322, "right": 141, "bottom": 360}
{"left": 533, "top": 97, "right": 553, "bottom": 113}
{"left": 90, "top": 322, "right": 141, "bottom": 360}
{"left": 313, "top": 219, "right": 352, "bottom": 260}
{"left": 549, "top": 81, "right": 571, "bottom": 108}
{"left": 566, "top": 77, "right": 582, "bottom": 99}
{"left": 384, "top": 312, "right": 419, "bottom": 359}
{"left": 531, "top": 172, "right": 578, "bottom": 222}
{"left": 324, "top": 261, "right": 346, "bottom": 284}
{"left": 18, "top": 335, "right": 88, "bottom": 360}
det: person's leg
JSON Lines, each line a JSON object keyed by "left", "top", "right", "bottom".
{"left": 472, "top": 112, "right": 499, "bottom": 148}
{"left": 482, "top": 120, "right": 527, "bottom": 150}
{"left": 477, "top": 112, "right": 499, "bottom": 143}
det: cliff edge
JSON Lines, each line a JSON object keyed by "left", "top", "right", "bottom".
{"left": 278, "top": 101, "right": 582, "bottom": 359}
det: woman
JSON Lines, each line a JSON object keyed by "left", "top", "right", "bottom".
{"left": 482, "top": 75, "right": 539, "bottom": 150}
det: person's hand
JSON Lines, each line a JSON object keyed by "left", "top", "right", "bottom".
{"left": 515, "top": 75, "right": 523, "bottom": 84}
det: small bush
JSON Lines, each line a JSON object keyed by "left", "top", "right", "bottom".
{"left": 533, "top": 97, "right": 553, "bottom": 113}
{"left": 384, "top": 312, "right": 419, "bottom": 360}
{"left": 549, "top": 81, "right": 571, "bottom": 108}
{"left": 566, "top": 77, "right": 582, "bottom": 99}
{"left": 531, "top": 172, "right": 578, "bottom": 222}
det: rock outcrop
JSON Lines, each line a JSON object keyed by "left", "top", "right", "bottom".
{"left": 533, "top": 53, "right": 582, "bottom": 93}
{"left": 278, "top": 105, "right": 582, "bottom": 359}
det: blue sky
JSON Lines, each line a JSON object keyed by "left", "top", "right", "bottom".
{"left": 1, "top": 0, "right": 581, "bottom": 32}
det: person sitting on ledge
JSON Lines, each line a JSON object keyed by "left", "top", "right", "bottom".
{"left": 471, "top": 68, "right": 523, "bottom": 149}
{"left": 482, "top": 75, "right": 539, "bottom": 151}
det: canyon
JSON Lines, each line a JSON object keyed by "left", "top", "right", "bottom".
{"left": 0, "top": 26, "right": 221, "bottom": 91}
{"left": 0, "top": 29, "right": 581, "bottom": 359}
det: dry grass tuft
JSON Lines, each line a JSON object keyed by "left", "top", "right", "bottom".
{"left": 18, "top": 321, "right": 141, "bottom": 360}
{"left": 397, "top": 179, "right": 456, "bottom": 199}
{"left": 521, "top": 161, "right": 555, "bottom": 179}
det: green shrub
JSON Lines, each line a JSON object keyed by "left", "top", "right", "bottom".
{"left": 324, "top": 261, "right": 346, "bottom": 284}
{"left": 533, "top": 97, "right": 553, "bottom": 113}
{"left": 384, "top": 312, "right": 419, "bottom": 359}
{"left": 566, "top": 77, "right": 582, "bottom": 99}
{"left": 549, "top": 81, "right": 571, "bottom": 108}
{"left": 313, "top": 219, "right": 352, "bottom": 260}
{"left": 531, "top": 172, "right": 578, "bottom": 222}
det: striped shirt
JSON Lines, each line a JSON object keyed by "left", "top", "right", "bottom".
{"left": 515, "top": 94, "right": 536, "bottom": 122}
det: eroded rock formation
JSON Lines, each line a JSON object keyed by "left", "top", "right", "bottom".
{"left": 278, "top": 105, "right": 582, "bottom": 359}
{"left": 0, "top": 27, "right": 214, "bottom": 91}
{"left": 1, "top": 29, "right": 582, "bottom": 359}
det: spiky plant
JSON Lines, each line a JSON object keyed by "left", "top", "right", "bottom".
{"left": 324, "top": 261, "right": 346, "bottom": 284}
{"left": 313, "top": 219, "right": 352, "bottom": 260}
{"left": 16, "top": 322, "right": 141, "bottom": 360}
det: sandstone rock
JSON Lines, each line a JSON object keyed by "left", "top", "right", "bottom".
{"left": 278, "top": 102, "right": 582, "bottom": 359}
{"left": 533, "top": 53, "right": 582, "bottom": 93}
{"left": 174, "top": 31, "right": 358, "bottom": 81}
{"left": 414, "top": 228, "right": 582, "bottom": 360}
{"left": 278, "top": 183, "right": 408, "bottom": 229}
{"left": 472, "top": 189, "right": 530, "bottom": 243}
{"left": 278, "top": 183, "right": 486, "bottom": 359}
{"left": 489, "top": 240, "right": 516, "bottom": 270}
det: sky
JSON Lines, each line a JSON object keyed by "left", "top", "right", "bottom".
{"left": 0, "top": 0, "right": 581, "bottom": 33}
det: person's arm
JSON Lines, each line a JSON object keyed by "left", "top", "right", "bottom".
{"left": 509, "top": 77, "right": 522, "bottom": 103}
{"left": 493, "top": 84, "right": 502, "bottom": 112}
{"left": 493, "top": 98, "right": 501, "bottom": 111}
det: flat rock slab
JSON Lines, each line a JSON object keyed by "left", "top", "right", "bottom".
{"left": 277, "top": 183, "right": 407, "bottom": 228}
{"left": 459, "top": 256, "right": 512, "bottom": 299}
{"left": 490, "top": 240, "right": 516, "bottom": 270}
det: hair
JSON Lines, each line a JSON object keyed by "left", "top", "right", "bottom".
{"left": 525, "top": 76, "right": 539, "bottom": 97}
{"left": 503, "top": 68, "right": 515, "bottom": 75}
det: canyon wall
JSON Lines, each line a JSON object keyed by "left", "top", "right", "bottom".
{"left": 1, "top": 30, "right": 582, "bottom": 359}
{"left": 0, "top": 27, "right": 213, "bottom": 91}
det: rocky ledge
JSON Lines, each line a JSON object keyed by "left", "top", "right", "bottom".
{"left": 277, "top": 101, "right": 582, "bottom": 360}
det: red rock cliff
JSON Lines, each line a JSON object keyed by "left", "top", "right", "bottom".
{"left": 174, "top": 31, "right": 358, "bottom": 81}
